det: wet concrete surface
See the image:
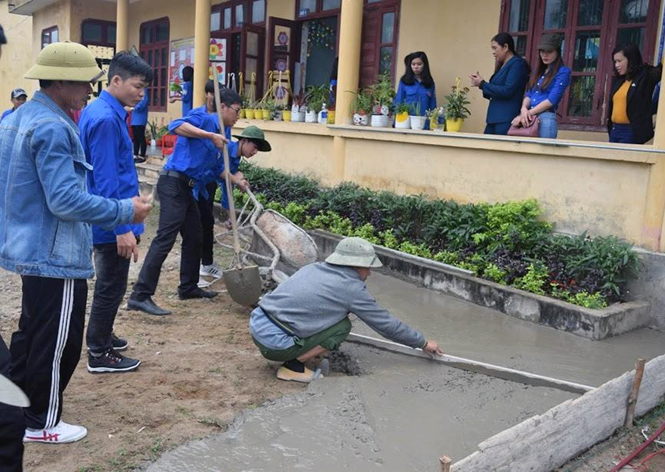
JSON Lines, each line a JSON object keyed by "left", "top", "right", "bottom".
{"left": 147, "top": 272, "right": 665, "bottom": 471}
{"left": 147, "top": 344, "right": 575, "bottom": 472}
{"left": 359, "top": 272, "right": 665, "bottom": 387}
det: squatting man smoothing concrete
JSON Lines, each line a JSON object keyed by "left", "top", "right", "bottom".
{"left": 250, "top": 237, "right": 444, "bottom": 382}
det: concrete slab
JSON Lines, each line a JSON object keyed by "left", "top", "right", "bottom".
{"left": 359, "top": 272, "right": 665, "bottom": 387}
{"left": 147, "top": 344, "right": 576, "bottom": 472}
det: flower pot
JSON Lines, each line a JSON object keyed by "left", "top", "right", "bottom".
{"left": 446, "top": 118, "right": 463, "bottom": 132}
{"left": 410, "top": 115, "right": 426, "bottom": 130}
{"left": 245, "top": 109, "right": 255, "bottom": 119}
{"left": 395, "top": 112, "right": 410, "bottom": 129}
{"left": 261, "top": 109, "right": 271, "bottom": 120}
{"left": 292, "top": 111, "right": 305, "bottom": 122}
{"left": 253, "top": 109, "right": 262, "bottom": 119}
{"left": 282, "top": 110, "right": 292, "bottom": 122}
{"left": 239, "top": 109, "right": 246, "bottom": 119}
{"left": 273, "top": 110, "right": 283, "bottom": 121}
{"left": 370, "top": 114, "right": 390, "bottom": 128}
{"left": 150, "top": 138, "right": 156, "bottom": 149}
{"left": 305, "top": 111, "right": 318, "bottom": 123}
{"left": 353, "top": 113, "right": 369, "bottom": 126}
{"left": 327, "top": 110, "right": 336, "bottom": 124}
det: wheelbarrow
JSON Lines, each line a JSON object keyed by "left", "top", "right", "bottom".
{"left": 213, "top": 188, "right": 318, "bottom": 300}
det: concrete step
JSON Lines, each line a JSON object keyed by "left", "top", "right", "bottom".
{"left": 135, "top": 162, "right": 162, "bottom": 180}
{"left": 146, "top": 155, "right": 166, "bottom": 167}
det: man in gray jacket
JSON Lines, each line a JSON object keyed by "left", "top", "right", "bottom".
{"left": 249, "top": 237, "right": 443, "bottom": 382}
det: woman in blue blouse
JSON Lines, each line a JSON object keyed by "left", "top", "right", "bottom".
{"left": 512, "top": 34, "right": 571, "bottom": 138}
{"left": 393, "top": 51, "right": 436, "bottom": 117}
{"left": 169, "top": 65, "right": 194, "bottom": 116}
{"left": 470, "top": 33, "right": 530, "bottom": 135}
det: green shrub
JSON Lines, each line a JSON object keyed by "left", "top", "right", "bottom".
{"left": 483, "top": 263, "right": 507, "bottom": 284}
{"left": 513, "top": 262, "right": 548, "bottom": 295}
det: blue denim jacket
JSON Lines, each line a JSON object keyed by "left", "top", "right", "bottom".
{"left": 0, "top": 91, "right": 135, "bottom": 279}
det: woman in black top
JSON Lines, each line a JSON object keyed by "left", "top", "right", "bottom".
{"left": 607, "top": 43, "right": 662, "bottom": 144}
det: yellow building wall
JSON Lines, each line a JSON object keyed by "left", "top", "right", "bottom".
{"left": 31, "top": 0, "right": 72, "bottom": 65}
{"left": 0, "top": 0, "right": 35, "bottom": 103}
{"left": 70, "top": 0, "right": 116, "bottom": 43}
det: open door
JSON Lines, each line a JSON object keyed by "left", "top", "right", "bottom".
{"left": 240, "top": 24, "right": 266, "bottom": 101}
{"left": 268, "top": 17, "right": 301, "bottom": 93}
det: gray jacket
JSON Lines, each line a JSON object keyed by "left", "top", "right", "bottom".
{"left": 259, "top": 262, "right": 426, "bottom": 349}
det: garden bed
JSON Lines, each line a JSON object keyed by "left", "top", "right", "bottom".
{"left": 312, "top": 230, "right": 650, "bottom": 340}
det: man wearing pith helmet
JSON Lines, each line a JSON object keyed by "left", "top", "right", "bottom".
{"left": 0, "top": 42, "right": 152, "bottom": 446}
{"left": 250, "top": 237, "right": 444, "bottom": 383}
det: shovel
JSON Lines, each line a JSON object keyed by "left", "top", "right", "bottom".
{"left": 0, "top": 373, "right": 30, "bottom": 407}
{"left": 212, "top": 69, "right": 262, "bottom": 306}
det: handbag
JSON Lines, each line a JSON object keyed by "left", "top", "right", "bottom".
{"left": 507, "top": 118, "right": 540, "bottom": 137}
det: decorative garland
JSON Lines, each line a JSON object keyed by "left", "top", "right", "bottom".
{"left": 307, "top": 20, "right": 335, "bottom": 55}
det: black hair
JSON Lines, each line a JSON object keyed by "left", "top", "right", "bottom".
{"left": 612, "top": 43, "right": 644, "bottom": 79}
{"left": 39, "top": 80, "right": 54, "bottom": 89}
{"left": 182, "top": 66, "right": 194, "bottom": 82}
{"left": 330, "top": 57, "right": 338, "bottom": 81}
{"left": 108, "top": 51, "right": 153, "bottom": 83}
{"left": 400, "top": 51, "right": 434, "bottom": 88}
{"left": 204, "top": 81, "right": 242, "bottom": 109}
{"left": 0, "top": 24, "right": 7, "bottom": 45}
{"left": 528, "top": 47, "right": 564, "bottom": 91}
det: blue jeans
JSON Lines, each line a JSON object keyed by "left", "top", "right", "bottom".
{"left": 538, "top": 111, "right": 558, "bottom": 138}
{"left": 484, "top": 122, "right": 511, "bottom": 135}
{"left": 86, "top": 243, "right": 130, "bottom": 355}
{"left": 609, "top": 124, "right": 636, "bottom": 144}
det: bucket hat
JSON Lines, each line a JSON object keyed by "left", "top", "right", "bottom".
{"left": 25, "top": 42, "right": 105, "bottom": 83}
{"left": 11, "top": 88, "right": 28, "bottom": 99}
{"left": 537, "top": 34, "right": 563, "bottom": 52}
{"left": 232, "top": 125, "right": 272, "bottom": 152}
{"left": 325, "top": 237, "right": 383, "bottom": 268}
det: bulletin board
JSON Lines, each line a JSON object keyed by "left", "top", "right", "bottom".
{"left": 169, "top": 37, "right": 228, "bottom": 98}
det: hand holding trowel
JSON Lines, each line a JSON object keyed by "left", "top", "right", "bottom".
{"left": 212, "top": 68, "right": 263, "bottom": 306}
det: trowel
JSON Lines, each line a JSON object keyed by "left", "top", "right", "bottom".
{"left": 0, "top": 373, "right": 30, "bottom": 407}
{"left": 212, "top": 69, "right": 262, "bottom": 306}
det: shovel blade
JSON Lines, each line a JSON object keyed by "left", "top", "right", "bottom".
{"left": 223, "top": 265, "right": 263, "bottom": 306}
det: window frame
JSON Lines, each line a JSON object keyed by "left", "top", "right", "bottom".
{"left": 41, "top": 26, "right": 59, "bottom": 49}
{"left": 294, "top": 0, "right": 340, "bottom": 20}
{"left": 212, "top": 0, "right": 266, "bottom": 34}
{"left": 500, "top": 0, "right": 661, "bottom": 131}
{"left": 80, "top": 19, "right": 117, "bottom": 48}
{"left": 139, "top": 17, "right": 170, "bottom": 112}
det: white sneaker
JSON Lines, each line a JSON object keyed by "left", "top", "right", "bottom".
{"left": 24, "top": 421, "right": 88, "bottom": 444}
{"left": 200, "top": 263, "right": 222, "bottom": 278}
{"left": 197, "top": 277, "right": 212, "bottom": 288}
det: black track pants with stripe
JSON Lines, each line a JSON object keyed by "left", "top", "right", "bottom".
{"left": 10, "top": 276, "right": 87, "bottom": 430}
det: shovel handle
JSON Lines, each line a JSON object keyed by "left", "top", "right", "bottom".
{"left": 212, "top": 68, "right": 242, "bottom": 261}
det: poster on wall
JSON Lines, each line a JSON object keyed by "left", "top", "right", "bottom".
{"left": 169, "top": 37, "right": 228, "bottom": 96}
{"left": 169, "top": 37, "right": 195, "bottom": 98}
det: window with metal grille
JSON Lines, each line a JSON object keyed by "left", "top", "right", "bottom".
{"left": 139, "top": 18, "right": 170, "bottom": 112}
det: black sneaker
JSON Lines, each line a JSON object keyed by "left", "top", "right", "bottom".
{"left": 87, "top": 349, "right": 140, "bottom": 374}
{"left": 111, "top": 333, "right": 128, "bottom": 352}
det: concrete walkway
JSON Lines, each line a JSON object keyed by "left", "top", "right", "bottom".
{"left": 147, "top": 272, "right": 665, "bottom": 471}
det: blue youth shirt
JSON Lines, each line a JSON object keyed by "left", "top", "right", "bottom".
{"left": 393, "top": 79, "right": 437, "bottom": 116}
{"left": 79, "top": 90, "right": 144, "bottom": 245}
{"left": 165, "top": 106, "right": 238, "bottom": 200}
{"left": 525, "top": 66, "right": 571, "bottom": 112}
{"left": 182, "top": 81, "right": 193, "bottom": 116}
{"left": 130, "top": 90, "right": 149, "bottom": 126}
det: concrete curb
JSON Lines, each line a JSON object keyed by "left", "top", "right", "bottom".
{"left": 452, "top": 354, "right": 665, "bottom": 471}
{"left": 310, "top": 230, "right": 651, "bottom": 340}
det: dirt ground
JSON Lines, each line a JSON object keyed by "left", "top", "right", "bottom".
{"left": 2, "top": 205, "right": 665, "bottom": 471}
{"left": 560, "top": 404, "right": 665, "bottom": 472}
{"left": 0, "top": 207, "right": 302, "bottom": 472}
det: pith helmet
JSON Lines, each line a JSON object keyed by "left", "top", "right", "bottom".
{"left": 25, "top": 42, "right": 105, "bottom": 83}
{"left": 232, "top": 125, "right": 272, "bottom": 152}
{"left": 325, "top": 237, "right": 383, "bottom": 268}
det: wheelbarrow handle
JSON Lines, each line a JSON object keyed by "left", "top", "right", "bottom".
{"left": 245, "top": 188, "right": 263, "bottom": 211}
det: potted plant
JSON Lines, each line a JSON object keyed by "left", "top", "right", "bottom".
{"left": 240, "top": 95, "right": 251, "bottom": 119}
{"left": 426, "top": 107, "right": 445, "bottom": 131}
{"left": 259, "top": 98, "right": 272, "bottom": 120}
{"left": 273, "top": 102, "right": 285, "bottom": 121}
{"left": 291, "top": 89, "right": 307, "bottom": 122}
{"left": 147, "top": 119, "right": 161, "bottom": 149}
{"left": 350, "top": 90, "right": 372, "bottom": 126}
{"left": 395, "top": 101, "right": 411, "bottom": 129}
{"left": 305, "top": 85, "right": 327, "bottom": 124}
{"left": 444, "top": 77, "right": 471, "bottom": 132}
{"left": 368, "top": 74, "right": 395, "bottom": 128}
{"left": 410, "top": 101, "right": 426, "bottom": 130}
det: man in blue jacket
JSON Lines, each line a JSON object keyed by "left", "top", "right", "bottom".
{"left": 128, "top": 83, "right": 247, "bottom": 315}
{"left": 0, "top": 42, "right": 152, "bottom": 445}
{"left": 79, "top": 51, "right": 154, "bottom": 374}
{"left": 0, "top": 88, "right": 28, "bottom": 123}
{"left": 130, "top": 87, "right": 149, "bottom": 163}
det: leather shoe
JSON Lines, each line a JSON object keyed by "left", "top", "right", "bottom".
{"left": 178, "top": 288, "right": 218, "bottom": 300}
{"left": 127, "top": 297, "right": 172, "bottom": 316}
